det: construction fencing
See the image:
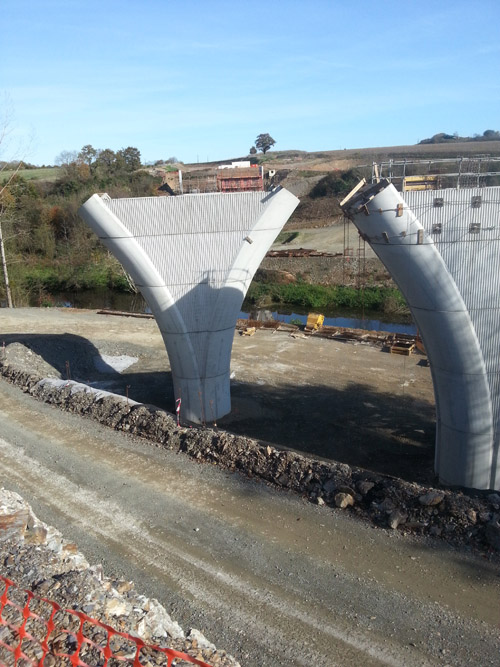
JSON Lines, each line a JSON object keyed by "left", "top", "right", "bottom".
{"left": 0, "top": 576, "right": 211, "bottom": 667}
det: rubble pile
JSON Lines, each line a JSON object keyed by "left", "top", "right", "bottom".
{"left": 1, "top": 357, "right": 499, "bottom": 555}
{"left": 0, "top": 489, "right": 239, "bottom": 666}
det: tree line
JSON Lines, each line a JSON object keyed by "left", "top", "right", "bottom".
{"left": 419, "top": 129, "right": 500, "bottom": 144}
{"left": 0, "top": 145, "right": 160, "bottom": 306}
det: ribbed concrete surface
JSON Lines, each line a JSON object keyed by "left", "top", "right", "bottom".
{"left": 79, "top": 190, "right": 299, "bottom": 422}
{"left": 343, "top": 181, "right": 500, "bottom": 490}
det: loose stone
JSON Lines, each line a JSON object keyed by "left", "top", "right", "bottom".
{"left": 388, "top": 510, "right": 407, "bottom": 530}
{"left": 419, "top": 491, "right": 445, "bottom": 506}
{"left": 335, "top": 492, "right": 354, "bottom": 509}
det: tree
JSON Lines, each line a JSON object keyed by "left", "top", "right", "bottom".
{"left": 0, "top": 188, "right": 14, "bottom": 307}
{"left": 483, "top": 129, "right": 500, "bottom": 139}
{"left": 78, "top": 144, "right": 98, "bottom": 170}
{"left": 95, "top": 148, "right": 116, "bottom": 172}
{"left": 310, "top": 169, "right": 360, "bottom": 198}
{"left": 255, "top": 133, "right": 276, "bottom": 154}
{"left": 55, "top": 150, "right": 79, "bottom": 168}
{"left": 249, "top": 146, "right": 257, "bottom": 155}
{"left": 117, "top": 146, "right": 141, "bottom": 171}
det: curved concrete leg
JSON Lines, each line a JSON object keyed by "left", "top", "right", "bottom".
{"left": 342, "top": 180, "right": 497, "bottom": 490}
{"left": 79, "top": 190, "right": 299, "bottom": 423}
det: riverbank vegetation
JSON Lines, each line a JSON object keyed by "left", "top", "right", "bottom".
{"left": 246, "top": 281, "right": 409, "bottom": 315}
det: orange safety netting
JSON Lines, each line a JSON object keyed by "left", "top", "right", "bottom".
{"left": 0, "top": 575, "right": 212, "bottom": 667}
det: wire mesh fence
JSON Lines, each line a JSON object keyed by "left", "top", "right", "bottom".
{"left": 0, "top": 576, "right": 211, "bottom": 667}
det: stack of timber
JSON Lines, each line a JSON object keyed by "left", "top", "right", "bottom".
{"left": 236, "top": 317, "right": 417, "bottom": 349}
{"left": 323, "top": 326, "right": 389, "bottom": 345}
{"left": 235, "top": 319, "right": 299, "bottom": 333}
{"left": 384, "top": 332, "right": 416, "bottom": 356}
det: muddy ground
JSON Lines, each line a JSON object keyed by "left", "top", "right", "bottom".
{"left": 2, "top": 378, "right": 499, "bottom": 666}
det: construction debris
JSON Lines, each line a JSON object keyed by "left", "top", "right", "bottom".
{"left": 235, "top": 317, "right": 420, "bottom": 350}
{"left": 266, "top": 248, "right": 339, "bottom": 258}
{"left": 384, "top": 333, "right": 417, "bottom": 356}
{"left": 97, "top": 309, "right": 154, "bottom": 319}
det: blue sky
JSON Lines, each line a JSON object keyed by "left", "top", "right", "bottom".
{"left": 2, "top": 0, "right": 499, "bottom": 166}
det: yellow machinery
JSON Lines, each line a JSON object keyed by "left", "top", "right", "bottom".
{"left": 305, "top": 313, "right": 324, "bottom": 331}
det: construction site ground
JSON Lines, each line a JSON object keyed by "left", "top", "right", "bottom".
{"left": 1, "top": 308, "right": 435, "bottom": 485}
{"left": 1, "top": 308, "right": 500, "bottom": 667}
{"left": 272, "top": 221, "right": 377, "bottom": 259}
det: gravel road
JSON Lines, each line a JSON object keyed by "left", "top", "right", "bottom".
{"left": 272, "top": 222, "right": 377, "bottom": 258}
{"left": 0, "top": 309, "right": 499, "bottom": 666}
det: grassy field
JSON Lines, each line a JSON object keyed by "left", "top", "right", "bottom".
{"left": 0, "top": 166, "right": 61, "bottom": 183}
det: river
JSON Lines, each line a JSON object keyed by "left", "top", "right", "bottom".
{"left": 24, "top": 289, "right": 416, "bottom": 335}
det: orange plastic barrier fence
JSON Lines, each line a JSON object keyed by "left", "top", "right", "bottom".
{"left": 0, "top": 575, "right": 212, "bottom": 667}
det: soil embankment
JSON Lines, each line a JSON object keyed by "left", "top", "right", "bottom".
{"left": 262, "top": 221, "right": 395, "bottom": 290}
{"left": 260, "top": 256, "right": 390, "bottom": 288}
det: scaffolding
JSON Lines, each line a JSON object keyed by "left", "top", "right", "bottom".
{"left": 369, "top": 156, "right": 500, "bottom": 191}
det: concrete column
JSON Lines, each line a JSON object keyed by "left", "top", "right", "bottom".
{"left": 79, "top": 189, "right": 299, "bottom": 423}
{"left": 342, "top": 180, "right": 496, "bottom": 490}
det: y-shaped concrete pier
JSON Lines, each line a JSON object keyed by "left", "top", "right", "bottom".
{"left": 342, "top": 179, "right": 500, "bottom": 490}
{"left": 79, "top": 190, "right": 298, "bottom": 423}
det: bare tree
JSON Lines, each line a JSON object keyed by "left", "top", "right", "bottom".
{"left": 0, "top": 213, "right": 13, "bottom": 307}
{"left": 0, "top": 101, "right": 19, "bottom": 307}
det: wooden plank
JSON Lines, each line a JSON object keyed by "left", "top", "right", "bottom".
{"left": 339, "top": 178, "right": 366, "bottom": 207}
{"left": 97, "top": 309, "right": 154, "bottom": 319}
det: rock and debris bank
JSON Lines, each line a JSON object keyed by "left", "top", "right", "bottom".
{"left": 1, "top": 354, "right": 500, "bottom": 556}
{"left": 0, "top": 489, "right": 239, "bottom": 666}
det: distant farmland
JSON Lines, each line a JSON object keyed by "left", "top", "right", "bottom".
{"left": 0, "top": 167, "right": 61, "bottom": 183}
{"left": 265, "top": 140, "right": 500, "bottom": 169}
{"left": 4, "top": 138, "right": 500, "bottom": 183}
{"left": 184, "top": 140, "right": 500, "bottom": 174}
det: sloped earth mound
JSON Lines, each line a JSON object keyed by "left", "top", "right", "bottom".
{"left": 1, "top": 352, "right": 499, "bottom": 556}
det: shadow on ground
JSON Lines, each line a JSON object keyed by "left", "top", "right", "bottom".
{"left": 223, "top": 378, "right": 435, "bottom": 485}
{"left": 1, "top": 333, "right": 171, "bottom": 410}
{"left": 2, "top": 332, "right": 436, "bottom": 485}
